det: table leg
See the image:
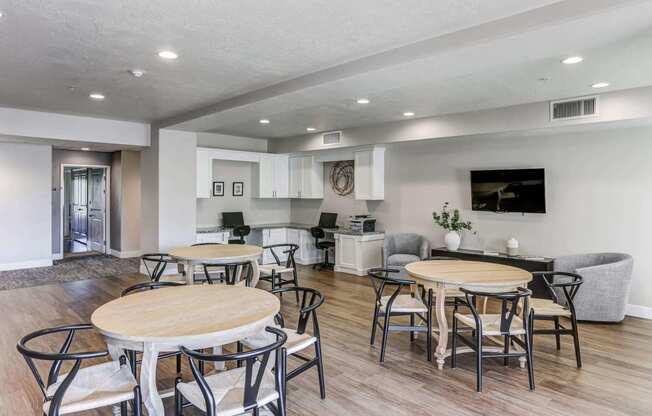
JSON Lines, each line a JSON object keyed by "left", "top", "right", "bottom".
{"left": 141, "top": 343, "right": 164, "bottom": 416}
{"left": 185, "top": 260, "right": 194, "bottom": 285}
{"left": 212, "top": 345, "right": 225, "bottom": 371}
{"left": 434, "top": 283, "right": 448, "bottom": 370}
{"left": 250, "top": 259, "right": 260, "bottom": 288}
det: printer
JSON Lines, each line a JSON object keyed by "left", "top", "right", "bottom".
{"left": 349, "top": 215, "right": 376, "bottom": 233}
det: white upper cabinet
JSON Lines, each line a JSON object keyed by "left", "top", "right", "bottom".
{"left": 253, "top": 153, "right": 289, "bottom": 199}
{"left": 289, "top": 155, "right": 323, "bottom": 199}
{"left": 196, "top": 148, "right": 212, "bottom": 198}
{"left": 354, "top": 147, "right": 385, "bottom": 200}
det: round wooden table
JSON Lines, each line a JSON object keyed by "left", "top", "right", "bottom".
{"left": 405, "top": 260, "right": 532, "bottom": 369}
{"left": 169, "top": 244, "right": 263, "bottom": 286}
{"left": 91, "top": 285, "right": 279, "bottom": 416}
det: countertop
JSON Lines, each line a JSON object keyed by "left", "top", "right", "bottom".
{"left": 197, "top": 222, "right": 384, "bottom": 237}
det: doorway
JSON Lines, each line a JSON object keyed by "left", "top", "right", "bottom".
{"left": 61, "top": 165, "right": 110, "bottom": 258}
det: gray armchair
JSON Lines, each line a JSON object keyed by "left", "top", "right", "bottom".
{"left": 383, "top": 233, "right": 430, "bottom": 268}
{"left": 553, "top": 253, "right": 633, "bottom": 322}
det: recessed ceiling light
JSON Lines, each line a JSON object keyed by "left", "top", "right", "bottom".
{"left": 259, "top": 119, "right": 270, "bottom": 124}
{"left": 403, "top": 112, "right": 415, "bottom": 117}
{"left": 0, "top": 11, "right": 4, "bottom": 18}
{"left": 561, "top": 56, "right": 583, "bottom": 64}
{"left": 81, "top": 147, "right": 91, "bottom": 151}
{"left": 591, "top": 82, "right": 610, "bottom": 89}
{"left": 89, "top": 93, "right": 105, "bottom": 101}
{"left": 158, "top": 50, "right": 178, "bottom": 60}
{"left": 356, "top": 98, "right": 370, "bottom": 104}
{"left": 306, "top": 127, "right": 316, "bottom": 132}
{"left": 129, "top": 69, "right": 146, "bottom": 77}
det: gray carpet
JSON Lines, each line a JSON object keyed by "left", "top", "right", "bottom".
{"left": 0, "top": 255, "right": 140, "bottom": 290}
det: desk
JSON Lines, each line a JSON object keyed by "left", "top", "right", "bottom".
{"left": 91, "top": 285, "right": 279, "bottom": 416}
{"left": 405, "top": 260, "right": 532, "bottom": 369}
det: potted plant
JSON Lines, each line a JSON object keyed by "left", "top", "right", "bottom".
{"left": 432, "top": 202, "right": 475, "bottom": 251}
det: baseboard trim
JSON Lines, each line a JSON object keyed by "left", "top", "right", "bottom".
{"left": 626, "top": 304, "right": 652, "bottom": 320}
{"left": 0, "top": 258, "right": 53, "bottom": 271}
{"left": 110, "top": 249, "right": 142, "bottom": 259}
{"left": 52, "top": 253, "right": 63, "bottom": 260}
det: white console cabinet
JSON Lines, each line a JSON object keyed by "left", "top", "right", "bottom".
{"left": 334, "top": 232, "right": 384, "bottom": 276}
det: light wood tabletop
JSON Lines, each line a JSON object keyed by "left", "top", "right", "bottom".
{"left": 91, "top": 285, "right": 279, "bottom": 416}
{"left": 405, "top": 260, "right": 532, "bottom": 287}
{"left": 168, "top": 244, "right": 263, "bottom": 285}
{"left": 405, "top": 260, "right": 532, "bottom": 370}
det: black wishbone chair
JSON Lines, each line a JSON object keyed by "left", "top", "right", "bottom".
{"left": 530, "top": 271, "right": 584, "bottom": 368}
{"left": 191, "top": 243, "right": 226, "bottom": 283}
{"left": 368, "top": 268, "right": 433, "bottom": 364}
{"left": 141, "top": 253, "right": 174, "bottom": 282}
{"left": 273, "top": 287, "right": 326, "bottom": 399}
{"left": 16, "top": 324, "right": 142, "bottom": 416}
{"left": 259, "top": 244, "right": 300, "bottom": 302}
{"left": 452, "top": 287, "right": 534, "bottom": 392}
{"left": 121, "top": 281, "right": 186, "bottom": 377}
{"left": 175, "top": 327, "right": 288, "bottom": 416}
{"left": 200, "top": 261, "right": 254, "bottom": 287}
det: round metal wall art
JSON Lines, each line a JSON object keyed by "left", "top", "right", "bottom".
{"left": 330, "top": 161, "right": 354, "bottom": 196}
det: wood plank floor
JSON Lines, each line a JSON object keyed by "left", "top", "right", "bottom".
{"left": 1, "top": 266, "right": 651, "bottom": 415}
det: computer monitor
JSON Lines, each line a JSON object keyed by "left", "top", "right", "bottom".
{"left": 222, "top": 212, "right": 244, "bottom": 228}
{"left": 318, "top": 212, "right": 338, "bottom": 229}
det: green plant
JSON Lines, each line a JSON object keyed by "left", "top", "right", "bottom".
{"left": 432, "top": 202, "right": 475, "bottom": 233}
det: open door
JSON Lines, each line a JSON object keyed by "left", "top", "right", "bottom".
{"left": 71, "top": 169, "right": 88, "bottom": 243}
{"left": 88, "top": 168, "right": 106, "bottom": 253}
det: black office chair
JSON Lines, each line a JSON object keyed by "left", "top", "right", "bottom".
{"left": 228, "top": 225, "right": 251, "bottom": 244}
{"left": 310, "top": 227, "right": 335, "bottom": 270}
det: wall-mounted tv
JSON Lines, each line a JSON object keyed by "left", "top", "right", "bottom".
{"left": 471, "top": 168, "right": 546, "bottom": 213}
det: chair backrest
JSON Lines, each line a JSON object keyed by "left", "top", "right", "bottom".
{"left": 180, "top": 327, "right": 287, "bottom": 415}
{"left": 16, "top": 324, "right": 109, "bottom": 414}
{"left": 272, "top": 287, "right": 324, "bottom": 335}
{"left": 121, "top": 280, "right": 185, "bottom": 297}
{"left": 385, "top": 233, "right": 425, "bottom": 257}
{"left": 263, "top": 244, "right": 299, "bottom": 268}
{"left": 233, "top": 225, "right": 251, "bottom": 238}
{"left": 310, "top": 227, "right": 325, "bottom": 247}
{"left": 141, "top": 253, "right": 174, "bottom": 282}
{"left": 367, "top": 268, "right": 415, "bottom": 310}
{"left": 533, "top": 271, "right": 583, "bottom": 312}
{"left": 206, "top": 261, "right": 253, "bottom": 286}
{"left": 459, "top": 287, "right": 532, "bottom": 335}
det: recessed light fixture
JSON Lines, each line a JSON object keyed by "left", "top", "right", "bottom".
{"left": 306, "top": 127, "right": 316, "bottom": 132}
{"left": 129, "top": 69, "right": 146, "bottom": 77}
{"left": 259, "top": 119, "right": 270, "bottom": 124}
{"left": 81, "top": 147, "right": 91, "bottom": 151}
{"left": 403, "top": 112, "right": 415, "bottom": 117}
{"left": 561, "top": 56, "right": 583, "bottom": 65}
{"left": 591, "top": 82, "right": 610, "bottom": 89}
{"left": 0, "top": 11, "right": 4, "bottom": 18}
{"left": 158, "top": 50, "right": 178, "bottom": 60}
{"left": 89, "top": 93, "right": 105, "bottom": 101}
{"left": 356, "top": 98, "right": 370, "bottom": 104}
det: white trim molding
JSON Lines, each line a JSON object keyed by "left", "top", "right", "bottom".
{"left": 110, "top": 249, "right": 142, "bottom": 259}
{"left": 626, "top": 304, "right": 652, "bottom": 320}
{"left": 0, "top": 258, "right": 53, "bottom": 272}
{"left": 52, "top": 252, "right": 64, "bottom": 260}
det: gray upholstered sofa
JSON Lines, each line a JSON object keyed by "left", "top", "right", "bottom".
{"left": 554, "top": 253, "right": 633, "bottom": 322}
{"left": 383, "top": 233, "right": 430, "bottom": 267}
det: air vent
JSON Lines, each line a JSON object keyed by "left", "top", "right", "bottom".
{"left": 322, "top": 131, "right": 342, "bottom": 145}
{"left": 550, "top": 96, "right": 599, "bottom": 121}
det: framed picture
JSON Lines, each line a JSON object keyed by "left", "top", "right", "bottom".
{"left": 212, "top": 181, "right": 224, "bottom": 196}
{"left": 232, "top": 181, "right": 244, "bottom": 197}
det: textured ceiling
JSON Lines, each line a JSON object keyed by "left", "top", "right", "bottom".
{"left": 0, "top": 0, "right": 558, "bottom": 122}
{"left": 169, "top": 0, "right": 652, "bottom": 137}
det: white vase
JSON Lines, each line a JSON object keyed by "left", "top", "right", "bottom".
{"left": 444, "top": 231, "right": 461, "bottom": 251}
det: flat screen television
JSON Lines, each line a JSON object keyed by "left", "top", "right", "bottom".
{"left": 470, "top": 169, "right": 546, "bottom": 213}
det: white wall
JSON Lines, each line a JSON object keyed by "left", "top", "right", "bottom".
{"left": 197, "top": 159, "right": 291, "bottom": 227}
{"left": 0, "top": 143, "right": 52, "bottom": 270}
{"left": 289, "top": 126, "right": 652, "bottom": 312}
{"left": 110, "top": 150, "right": 141, "bottom": 255}
{"left": 197, "top": 132, "right": 268, "bottom": 152}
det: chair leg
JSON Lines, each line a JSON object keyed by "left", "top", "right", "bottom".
{"left": 370, "top": 304, "right": 379, "bottom": 346}
{"left": 380, "top": 311, "right": 391, "bottom": 363}
{"left": 409, "top": 313, "right": 415, "bottom": 342}
{"left": 315, "top": 338, "right": 326, "bottom": 399}
{"left": 175, "top": 377, "right": 183, "bottom": 416}
{"left": 554, "top": 317, "right": 561, "bottom": 350}
{"left": 176, "top": 354, "right": 181, "bottom": 374}
{"left": 133, "top": 385, "right": 142, "bottom": 416}
{"left": 292, "top": 269, "right": 300, "bottom": 304}
{"left": 504, "top": 334, "right": 510, "bottom": 367}
{"left": 120, "top": 401, "right": 127, "bottom": 416}
{"left": 253, "top": 408, "right": 259, "bottom": 416}
{"left": 524, "top": 329, "right": 535, "bottom": 390}
{"left": 451, "top": 316, "right": 458, "bottom": 368}
{"left": 427, "top": 289, "right": 433, "bottom": 363}
{"left": 571, "top": 316, "right": 582, "bottom": 368}
{"left": 476, "top": 330, "right": 483, "bottom": 392}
